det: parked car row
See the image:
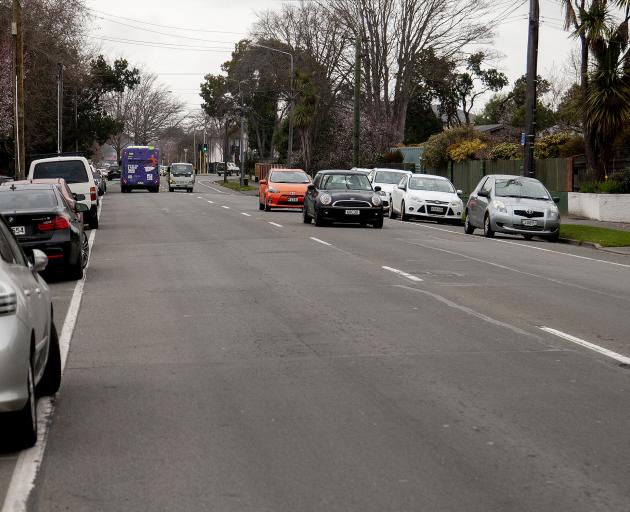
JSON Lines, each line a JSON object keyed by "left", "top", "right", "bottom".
{"left": 257, "top": 167, "right": 561, "bottom": 241}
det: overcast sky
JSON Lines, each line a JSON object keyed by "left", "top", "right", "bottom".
{"left": 85, "top": 0, "right": 577, "bottom": 117}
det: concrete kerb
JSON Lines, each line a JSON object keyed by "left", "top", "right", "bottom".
{"left": 559, "top": 237, "right": 630, "bottom": 256}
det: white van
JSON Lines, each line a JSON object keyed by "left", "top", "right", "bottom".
{"left": 28, "top": 156, "right": 99, "bottom": 229}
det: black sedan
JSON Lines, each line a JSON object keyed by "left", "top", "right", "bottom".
{"left": 303, "top": 170, "right": 384, "bottom": 228}
{"left": 0, "top": 183, "right": 90, "bottom": 279}
{"left": 107, "top": 165, "right": 121, "bottom": 181}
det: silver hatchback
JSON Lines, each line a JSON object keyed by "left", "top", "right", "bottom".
{"left": 464, "top": 175, "right": 561, "bottom": 241}
{"left": 0, "top": 218, "right": 61, "bottom": 448}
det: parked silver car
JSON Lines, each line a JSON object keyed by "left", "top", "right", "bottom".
{"left": 464, "top": 175, "right": 561, "bottom": 241}
{"left": 0, "top": 218, "right": 61, "bottom": 448}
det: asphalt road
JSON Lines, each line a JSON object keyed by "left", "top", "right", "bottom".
{"left": 3, "top": 179, "right": 630, "bottom": 511}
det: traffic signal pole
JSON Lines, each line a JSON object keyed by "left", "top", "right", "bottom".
{"left": 523, "top": 0, "right": 540, "bottom": 178}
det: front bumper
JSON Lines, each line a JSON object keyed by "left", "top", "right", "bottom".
{"left": 0, "top": 317, "right": 30, "bottom": 412}
{"left": 318, "top": 206, "right": 383, "bottom": 223}
{"left": 491, "top": 212, "right": 560, "bottom": 235}
{"left": 406, "top": 200, "right": 463, "bottom": 221}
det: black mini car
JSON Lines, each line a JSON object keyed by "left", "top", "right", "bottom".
{"left": 0, "top": 183, "right": 89, "bottom": 279}
{"left": 303, "top": 170, "right": 384, "bottom": 228}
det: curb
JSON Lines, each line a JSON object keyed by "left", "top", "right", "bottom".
{"left": 559, "top": 238, "right": 630, "bottom": 256}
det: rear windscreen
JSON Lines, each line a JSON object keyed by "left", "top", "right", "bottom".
{"left": 0, "top": 189, "right": 57, "bottom": 210}
{"left": 33, "top": 160, "right": 88, "bottom": 184}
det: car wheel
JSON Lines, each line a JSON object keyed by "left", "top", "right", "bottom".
{"left": 389, "top": 204, "right": 397, "bottom": 219}
{"left": 264, "top": 197, "right": 271, "bottom": 212}
{"left": 523, "top": 234, "right": 533, "bottom": 241}
{"left": 373, "top": 219, "right": 384, "bottom": 229}
{"left": 37, "top": 320, "right": 61, "bottom": 396}
{"left": 303, "top": 205, "right": 312, "bottom": 224}
{"left": 314, "top": 208, "right": 326, "bottom": 227}
{"left": 187, "top": 188, "right": 193, "bottom": 193}
{"left": 400, "top": 201, "right": 408, "bottom": 222}
{"left": 88, "top": 211, "right": 99, "bottom": 230}
{"left": 259, "top": 202, "right": 264, "bottom": 211}
{"left": 483, "top": 214, "right": 495, "bottom": 238}
{"left": 80, "top": 234, "right": 89, "bottom": 269}
{"left": 547, "top": 231, "right": 560, "bottom": 243}
{"left": 464, "top": 213, "right": 475, "bottom": 234}
{"left": 13, "top": 354, "right": 37, "bottom": 449}
{"left": 169, "top": 187, "right": 173, "bottom": 192}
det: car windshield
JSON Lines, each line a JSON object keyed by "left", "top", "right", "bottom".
{"left": 321, "top": 174, "right": 373, "bottom": 191}
{"left": 373, "top": 171, "right": 406, "bottom": 184}
{"left": 171, "top": 164, "right": 193, "bottom": 176}
{"left": 32, "top": 160, "right": 88, "bottom": 184}
{"left": 270, "top": 171, "right": 309, "bottom": 184}
{"left": 495, "top": 178, "right": 551, "bottom": 200}
{"left": 408, "top": 177, "right": 455, "bottom": 193}
{"left": 0, "top": 189, "right": 57, "bottom": 210}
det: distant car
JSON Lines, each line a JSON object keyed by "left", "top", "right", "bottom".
{"left": 168, "top": 162, "right": 195, "bottom": 193}
{"left": 91, "top": 167, "right": 107, "bottom": 197}
{"left": 227, "top": 162, "right": 240, "bottom": 175}
{"left": 0, "top": 183, "right": 90, "bottom": 279}
{"left": 0, "top": 216, "right": 61, "bottom": 448}
{"left": 464, "top": 175, "right": 561, "bottom": 241}
{"left": 215, "top": 163, "right": 228, "bottom": 176}
{"left": 259, "top": 168, "right": 311, "bottom": 211}
{"left": 0, "top": 175, "right": 13, "bottom": 185}
{"left": 98, "top": 168, "right": 109, "bottom": 180}
{"left": 107, "top": 166, "right": 121, "bottom": 181}
{"left": 303, "top": 170, "right": 384, "bottom": 228}
{"left": 28, "top": 156, "right": 99, "bottom": 230}
{"left": 390, "top": 174, "right": 463, "bottom": 224}
{"left": 368, "top": 168, "right": 413, "bottom": 212}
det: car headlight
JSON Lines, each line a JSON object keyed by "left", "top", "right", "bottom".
{"left": 378, "top": 190, "right": 387, "bottom": 196}
{"left": 319, "top": 193, "right": 332, "bottom": 205}
{"left": 372, "top": 195, "right": 382, "bottom": 206}
{"left": 0, "top": 283, "right": 17, "bottom": 315}
{"left": 492, "top": 200, "right": 508, "bottom": 213}
{"left": 548, "top": 205, "right": 560, "bottom": 220}
{"left": 450, "top": 200, "right": 462, "bottom": 207}
{"left": 268, "top": 187, "right": 278, "bottom": 193}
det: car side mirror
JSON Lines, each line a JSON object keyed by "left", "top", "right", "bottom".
{"left": 75, "top": 203, "right": 89, "bottom": 213}
{"left": 398, "top": 185, "right": 406, "bottom": 190}
{"left": 478, "top": 189, "right": 489, "bottom": 198}
{"left": 31, "top": 249, "right": 48, "bottom": 273}
{"left": 374, "top": 186, "right": 382, "bottom": 192}
{"left": 307, "top": 184, "right": 315, "bottom": 191}
{"left": 456, "top": 190, "right": 463, "bottom": 195}
{"left": 260, "top": 179, "right": 267, "bottom": 185}
{"left": 553, "top": 196, "right": 561, "bottom": 204}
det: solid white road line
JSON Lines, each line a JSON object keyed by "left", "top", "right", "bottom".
{"left": 221, "top": 206, "right": 230, "bottom": 209}
{"left": 268, "top": 222, "right": 283, "bottom": 228}
{"left": 310, "top": 237, "right": 332, "bottom": 246}
{"left": 207, "top": 200, "right": 214, "bottom": 204}
{"left": 540, "top": 327, "right": 630, "bottom": 365}
{"left": 382, "top": 265, "right": 423, "bottom": 282}
{"left": 399, "top": 221, "right": 630, "bottom": 269}
{"left": 197, "top": 196, "right": 203, "bottom": 199}
{"left": 241, "top": 212, "right": 251, "bottom": 217}
{"left": 197, "top": 180, "right": 228, "bottom": 194}
{"left": 2, "top": 200, "right": 103, "bottom": 512}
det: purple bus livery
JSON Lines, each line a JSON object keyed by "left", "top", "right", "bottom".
{"left": 121, "top": 146, "right": 160, "bottom": 193}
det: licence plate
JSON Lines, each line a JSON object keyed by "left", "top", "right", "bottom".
{"left": 522, "top": 219, "right": 538, "bottom": 226}
{"left": 138, "top": 181, "right": 144, "bottom": 185}
{"left": 287, "top": 197, "right": 299, "bottom": 202}
{"left": 345, "top": 209, "right": 360, "bottom": 215}
{"left": 11, "top": 226, "right": 25, "bottom": 236}
{"left": 146, "top": 174, "right": 153, "bottom": 180}
{"left": 430, "top": 207, "right": 444, "bottom": 213}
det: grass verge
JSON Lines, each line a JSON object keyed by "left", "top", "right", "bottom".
{"left": 217, "top": 180, "right": 257, "bottom": 192}
{"left": 560, "top": 224, "right": 630, "bottom": 247}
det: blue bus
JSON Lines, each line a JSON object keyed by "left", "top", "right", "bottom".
{"left": 120, "top": 146, "right": 160, "bottom": 193}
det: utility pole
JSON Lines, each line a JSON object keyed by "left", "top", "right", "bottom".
{"left": 523, "top": 0, "right": 539, "bottom": 178}
{"left": 287, "top": 54, "right": 294, "bottom": 165}
{"left": 57, "top": 63, "right": 64, "bottom": 155}
{"left": 74, "top": 88, "right": 78, "bottom": 153}
{"left": 353, "top": 34, "right": 361, "bottom": 168}
{"left": 193, "top": 129, "right": 197, "bottom": 171}
{"left": 12, "top": 0, "right": 25, "bottom": 179}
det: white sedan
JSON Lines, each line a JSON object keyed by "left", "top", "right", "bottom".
{"left": 368, "top": 168, "right": 413, "bottom": 212}
{"left": 390, "top": 174, "right": 464, "bottom": 224}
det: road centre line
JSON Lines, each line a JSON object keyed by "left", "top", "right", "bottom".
{"left": 404, "top": 239, "right": 630, "bottom": 303}
{"left": 382, "top": 266, "right": 423, "bottom": 282}
{"left": 310, "top": 237, "right": 332, "bottom": 246}
{"left": 399, "top": 221, "right": 630, "bottom": 269}
{"left": 197, "top": 180, "right": 228, "bottom": 194}
{"left": 268, "top": 222, "right": 283, "bottom": 228}
{"left": 540, "top": 327, "right": 630, "bottom": 365}
{"left": 241, "top": 212, "right": 251, "bottom": 217}
{"left": 221, "top": 206, "right": 230, "bottom": 209}
{"left": 2, "top": 199, "right": 103, "bottom": 512}
{"left": 207, "top": 200, "right": 214, "bottom": 204}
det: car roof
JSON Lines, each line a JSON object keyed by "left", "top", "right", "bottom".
{"left": 315, "top": 170, "right": 366, "bottom": 175}
{"left": 484, "top": 174, "right": 541, "bottom": 181}
{"left": 372, "top": 168, "right": 412, "bottom": 173}
{"left": 409, "top": 174, "right": 449, "bottom": 180}
{"left": 0, "top": 183, "right": 57, "bottom": 191}
{"left": 31, "top": 156, "right": 89, "bottom": 164}
{"left": 12, "top": 178, "right": 68, "bottom": 186}
{"left": 269, "top": 168, "right": 306, "bottom": 172}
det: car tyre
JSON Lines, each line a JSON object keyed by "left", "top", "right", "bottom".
{"left": 13, "top": 354, "right": 37, "bottom": 449}
{"left": 400, "top": 201, "right": 408, "bottom": 222}
{"left": 464, "top": 212, "right": 475, "bottom": 234}
{"left": 523, "top": 234, "right": 533, "bottom": 240}
{"left": 303, "top": 206, "right": 312, "bottom": 224}
{"left": 88, "top": 212, "right": 99, "bottom": 230}
{"left": 37, "top": 321, "right": 61, "bottom": 396}
{"left": 314, "top": 208, "right": 326, "bottom": 227}
{"left": 187, "top": 188, "right": 193, "bottom": 193}
{"left": 483, "top": 214, "right": 495, "bottom": 238}
{"left": 548, "top": 231, "right": 560, "bottom": 243}
{"left": 259, "top": 202, "right": 265, "bottom": 211}
{"left": 373, "top": 219, "right": 384, "bottom": 229}
{"left": 389, "top": 204, "right": 397, "bottom": 219}
{"left": 169, "top": 187, "right": 173, "bottom": 192}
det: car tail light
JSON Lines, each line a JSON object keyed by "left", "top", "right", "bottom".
{"left": 0, "top": 283, "right": 17, "bottom": 315}
{"left": 90, "top": 186, "right": 97, "bottom": 201}
{"left": 37, "top": 215, "right": 71, "bottom": 232}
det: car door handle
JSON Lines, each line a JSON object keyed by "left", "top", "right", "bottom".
{"left": 35, "top": 288, "right": 41, "bottom": 295}
{"left": 24, "top": 289, "right": 32, "bottom": 297}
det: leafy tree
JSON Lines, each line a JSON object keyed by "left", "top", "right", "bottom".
{"left": 534, "top": 133, "right": 574, "bottom": 159}
{"left": 404, "top": 95, "right": 443, "bottom": 144}
{"left": 488, "top": 142, "right": 522, "bottom": 160}
{"left": 423, "top": 125, "right": 484, "bottom": 170}
{"left": 448, "top": 139, "right": 487, "bottom": 162}
{"left": 475, "top": 94, "right": 511, "bottom": 125}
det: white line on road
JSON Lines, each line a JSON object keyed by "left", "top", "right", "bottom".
{"left": 2, "top": 200, "right": 103, "bottom": 512}
{"left": 221, "top": 206, "right": 230, "bottom": 209}
{"left": 207, "top": 200, "right": 214, "bottom": 204}
{"left": 197, "top": 180, "right": 228, "bottom": 194}
{"left": 241, "top": 212, "right": 251, "bottom": 217}
{"left": 310, "top": 237, "right": 332, "bottom": 246}
{"left": 268, "top": 222, "right": 283, "bottom": 228}
{"left": 382, "top": 265, "right": 423, "bottom": 282}
{"left": 540, "top": 327, "right": 630, "bottom": 365}
{"left": 197, "top": 196, "right": 203, "bottom": 199}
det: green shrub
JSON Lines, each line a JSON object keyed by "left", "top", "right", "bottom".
{"left": 534, "top": 132, "right": 573, "bottom": 159}
{"left": 423, "top": 126, "right": 483, "bottom": 170}
{"left": 447, "top": 139, "right": 487, "bottom": 162}
{"left": 579, "top": 170, "right": 630, "bottom": 193}
{"left": 558, "top": 136, "right": 585, "bottom": 157}
{"left": 488, "top": 142, "right": 522, "bottom": 160}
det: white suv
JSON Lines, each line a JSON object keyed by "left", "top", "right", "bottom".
{"left": 28, "top": 157, "right": 99, "bottom": 229}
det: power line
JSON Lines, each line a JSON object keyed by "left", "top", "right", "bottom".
{"left": 87, "top": 35, "right": 235, "bottom": 53}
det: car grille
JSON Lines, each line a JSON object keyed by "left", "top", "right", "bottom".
{"left": 517, "top": 224, "right": 545, "bottom": 231}
{"left": 427, "top": 200, "right": 449, "bottom": 205}
{"left": 333, "top": 200, "right": 372, "bottom": 208}
{"left": 514, "top": 209, "right": 544, "bottom": 218}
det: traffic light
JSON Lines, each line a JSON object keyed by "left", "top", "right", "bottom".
{"left": 203, "top": 143, "right": 208, "bottom": 153}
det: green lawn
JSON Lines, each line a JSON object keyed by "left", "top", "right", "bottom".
{"left": 217, "top": 180, "right": 257, "bottom": 192}
{"left": 560, "top": 224, "right": 630, "bottom": 247}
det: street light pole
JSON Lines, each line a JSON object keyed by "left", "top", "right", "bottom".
{"left": 353, "top": 34, "right": 361, "bottom": 168}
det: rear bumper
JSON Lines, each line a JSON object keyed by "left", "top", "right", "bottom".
{"left": 267, "top": 194, "right": 305, "bottom": 208}
{"left": 20, "top": 239, "right": 77, "bottom": 268}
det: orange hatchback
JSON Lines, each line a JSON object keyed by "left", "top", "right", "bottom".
{"left": 259, "top": 168, "right": 311, "bottom": 211}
